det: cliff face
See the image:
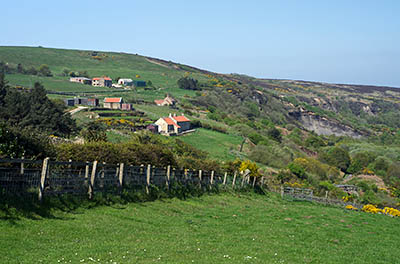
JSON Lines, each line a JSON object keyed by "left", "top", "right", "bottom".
{"left": 289, "top": 111, "right": 364, "bottom": 138}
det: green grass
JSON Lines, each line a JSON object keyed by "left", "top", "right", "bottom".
{"left": 0, "top": 46, "right": 208, "bottom": 99}
{"left": 133, "top": 104, "right": 185, "bottom": 120}
{"left": 5, "top": 73, "right": 109, "bottom": 92}
{"left": 180, "top": 128, "right": 243, "bottom": 161}
{"left": 106, "top": 130, "right": 132, "bottom": 143}
{"left": 1, "top": 193, "right": 399, "bottom": 263}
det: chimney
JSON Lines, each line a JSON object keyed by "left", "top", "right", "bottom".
{"left": 174, "top": 113, "right": 176, "bottom": 117}
{"left": 169, "top": 113, "right": 172, "bottom": 118}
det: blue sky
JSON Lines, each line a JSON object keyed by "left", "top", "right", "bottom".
{"left": 2, "top": 0, "right": 400, "bottom": 87}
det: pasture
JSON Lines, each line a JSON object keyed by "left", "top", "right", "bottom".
{"left": 0, "top": 193, "right": 398, "bottom": 263}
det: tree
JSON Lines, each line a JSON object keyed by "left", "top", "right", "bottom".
{"left": 38, "top": 64, "right": 52, "bottom": 77}
{"left": 62, "top": 69, "right": 70, "bottom": 76}
{"left": 17, "top": 63, "right": 24, "bottom": 73}
{"left": 78, "top": 70, "right": 89, "bottom": 78}
{"left": 177, "top": 77, "right": 200, "bottom": 90}
{"left": 6, "top": 82, "right": 77, "bottom": 136}
{"left": 81, "top": 122, "right": 107, "bottom": 142}
{"left": 26, "top": 67, "right": 38, "bottom": 75}
{"left": 0, "top": 123, "right": 22, "bottom": 158}
{"left": 0, "top": 70, "right": 7, "bottom": 107}
{"left": 267, "top": 127, "right": 282, "bottom": 142}
{"left": 319, "top": 146, "right": 351, "bottom": 172}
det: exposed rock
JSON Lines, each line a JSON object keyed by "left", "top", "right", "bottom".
{"left": 289, "top": 110, "right": 364, "bottom": 138}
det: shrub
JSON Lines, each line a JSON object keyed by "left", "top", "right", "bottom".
{"left": 305, "top": 135, "right": 326, "bottom": 148}
{"left": 80, "top": 122, "right": 107, "bottom": 142}
{"left": 277, "top": 169, "right": 295, "bottom": 183}
{"left": 267, "top": 127, "right": 282, "bottom": 143}
{"left": 288, "top": 162, "right": 306, "bottom": 179}
{"left": 248, "top": 132, "right": 268, "bottom": 145}
{"left": 348, "top": 151, "right": 377, "bottom": 174}
{"left": 239, "top": 160, "right": 261, "bottom": 178}
{"left": 319, "top": 181, "right": 335, "bottom": 191}
{"left": 293, "top": 157, "right": 340, "bottom": 181}
{"left": 249, "top": 144, "right": 294, "bottom": 168}
{"left": 319, "top": 146, "right": 351, "bottom": 172}
{"left": 38, "top": 64, "right": 52, "bottom": 77}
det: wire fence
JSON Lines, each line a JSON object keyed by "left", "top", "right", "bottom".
{"left": 281, "top": 186, "right": 362, "bottom": 208}
{"left": 0, "top": 158, "right": 258, "bottom": 201}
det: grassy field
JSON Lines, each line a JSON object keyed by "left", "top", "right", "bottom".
{"left": 133, "top": 104, "right": 185, "bottom": 120}
{"left": 0, "top": 192, "right": 399, "bottom": 263}
{"left": 0, "top": 46, "right": 207, "bottom": 100}
{"left": 180, "top": 128, "right": 243, "bottom": 161}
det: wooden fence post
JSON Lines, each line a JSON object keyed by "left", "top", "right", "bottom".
{"left": 210, "top": 171, "right": 214, "bottom": 189}
{"left": 20, "top": 156, "right": 24, "bottom": 175}
{"left": 146, "top": 164, "right": 151, "bottom": 194}
{"left": 280, "top": 186, "right": 284, "bottom": 198}
{"left": 232, "top": 171, "right": 237, "bottom": 188}
{"left": 38, "top": 157, "right": 50, "bottom": 201}
{"left": 223, "top": 172, "right": 227, "bottom": 185}
{"left": 166, "top": 165, "right": 171, "bottom": 188}
{"left": 119, "top": 163, "right": 124, "bottom": 187}
{"left": 241, "top": 174, "right": 245, "bottom": 187}
{"left": 88, "top": 160, "right": 98, "bottom": 199}
{"left": 252, "top": 176, "right": 256, "bottom": 187}
{"left": 85, "top": 162, "right": 90, "bottom": 179}
{"left": 198, "top": 170, "right": 202, "bottom": 187}
{"left": 325, "top": 191, "right": 328, "bottom": 204}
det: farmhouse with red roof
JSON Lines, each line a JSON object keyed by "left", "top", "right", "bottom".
{"left": 103, "top": 97, "right": 133, "bottom": 110}
{"left": 104, "top": 97, "right": 123, "bottom": 109}
{"left": 155, "top": 113, "right": 192, "bottom": 135}
{"left": 154, "top": 95, "right": 176, "bottom": 106}
{"left": 92, "top": 76, "right": 112, "bottom": 87}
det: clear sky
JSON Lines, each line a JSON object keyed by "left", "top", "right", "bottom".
{"left": 2, "top": 0, "right": 400, "bottom": 87}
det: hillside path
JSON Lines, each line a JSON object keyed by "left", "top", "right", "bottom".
{"left": 68, "top": 106, "right": 88, "bottom": 115}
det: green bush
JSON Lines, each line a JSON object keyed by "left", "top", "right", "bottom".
{"left": 348, "top": 151, "right": 377, "bottom": 174}
{"left": 267, "top": 127, "right": 282, "bottom": 143}
{"left": 319, "top": 146, "right": 351, "bottom": 172}
{"left": 305, "top": 135, "right": 326, "bottom": 148}
{"left": 288, "top": 162, "right": 306, "bottom": 179}
{"left": 248, "top": 132, "right": 268, "bottom": 145}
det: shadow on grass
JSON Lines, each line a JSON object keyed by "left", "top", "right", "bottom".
{"left": 0, "top": 184, "right": 269, "bottom": 223}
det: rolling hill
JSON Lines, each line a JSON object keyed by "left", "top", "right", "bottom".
{"left": 1, "top": 46, "right": 400, "bottom": 209}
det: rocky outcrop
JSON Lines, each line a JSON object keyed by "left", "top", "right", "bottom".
{"left": 289, "top": 110, "right": 364, "bottom": 138}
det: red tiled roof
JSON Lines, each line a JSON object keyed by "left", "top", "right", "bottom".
{"left": 164, "top": 117, "right": 181, "bottom": 128}
{"left": 154, "top": 99, "right": 164, "bottom": 105}
{"left": 173, "top": 115, "right": 190, "bottom": 122}
{"left": 104, "top": 97, "right": 122, "bottom": 103}
{"left": 93, "top": 77, "right": 112, "bottom": 81}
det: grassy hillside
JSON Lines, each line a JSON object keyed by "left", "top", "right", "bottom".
{"left": 1, "top": 193, "right": 399, "bottom": 264}
{"left": 0, "top": 46, "right": 207, "bottom": 98}
{"left": 180, "top": 128, "right": 244, "bottom": 160}
{"left": 2, "top": 46, "right": 400, "bottom": 209}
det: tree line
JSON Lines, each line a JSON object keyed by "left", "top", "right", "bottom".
{"left": 0, "top": 61, "right": 52, "bottom": 77}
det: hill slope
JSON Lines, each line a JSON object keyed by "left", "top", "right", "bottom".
{"left": 2, "top": 46, "right": 400, "bottom": 209}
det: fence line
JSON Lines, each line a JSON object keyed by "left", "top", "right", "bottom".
{"left": 0, "top": 158, "right": 260, "bottom": 201}
{"left": 281, "top": 186, "right": 362, "bottom": 208}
